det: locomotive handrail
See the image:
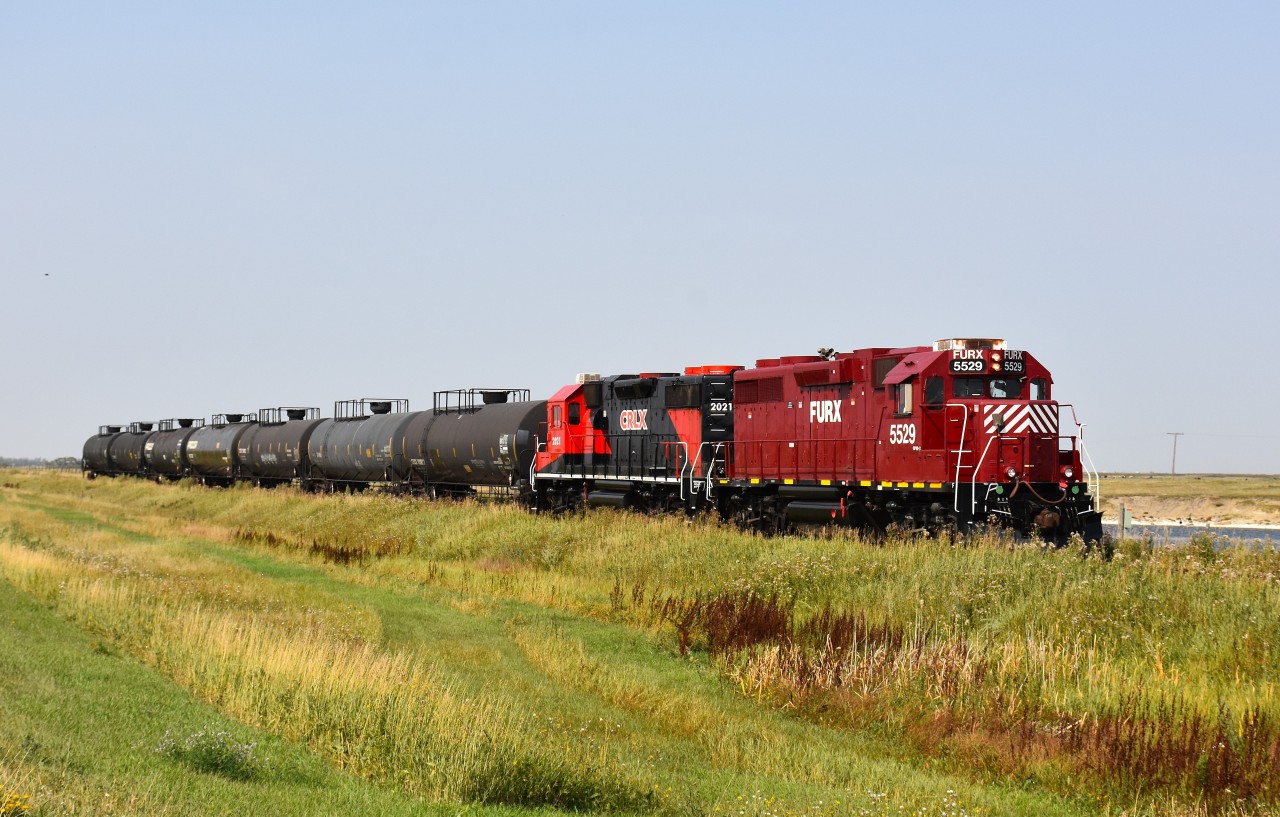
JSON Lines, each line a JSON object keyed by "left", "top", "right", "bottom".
{"left": 679, "top": 441, "right": 715, "bottom": 503}
{"left": 971, "top": 434, "right": 999, "bottom": 517}
{"left": 707, "top": 444, "right": 723, "bottom": 499}
{"left": 677, "top": 441, "right": 692, "bottom": 501}
{"left": 1080, "top": 433, "right": 1100, "bottom": 508}
{"left": 725, "top": 437, "right": 869, "bottom": 483}
{"left": 529, "top": 434, "right": 541, "bottom": 489}
{"left": 1057, "top": 403, "right": 1100, "bottom": 506}
{"left": 946, "top": 403, "right": 972, "bottom": 513}
{"left": 674, "top": 441, "right": 722, "bottom": 504}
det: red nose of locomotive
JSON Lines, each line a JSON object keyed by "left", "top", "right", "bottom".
{"left": 935, "top": 339, "right": 1083, "bottom": 488}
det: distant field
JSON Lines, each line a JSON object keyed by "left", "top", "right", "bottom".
{"left": 1099, "top": 473, "right": 1280, "bottom": 525}
{"left": 3, "top": 470, "right": 1280, "bottom": 816}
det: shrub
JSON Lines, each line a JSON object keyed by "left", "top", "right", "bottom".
{"left": 155, "top": 725, "right": 259, "bottom": 780}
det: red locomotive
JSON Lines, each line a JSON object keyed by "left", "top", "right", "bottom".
{"left": 532, "top": 339, "right": 1101, "bottom": 542}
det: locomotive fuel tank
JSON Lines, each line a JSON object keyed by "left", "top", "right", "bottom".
{"left": 145, "top": 419, "right": 203, "bottom": 478}
{"left": 186, "top": 414, "right": 257, "bottom": 482}
{"left": 82, "top": 425, "right": 124, "bottom": 476}
{"left": 307, "top": 399, "right": 421, "bottom": 486}
{"left": 413, "top": 395, "right": 546, "bottom": 488}
{"left": 237, "top": 408, "right": 324, "bottom": 484}
{"left": 108, "top": 423, "right": 158, "bottom": 475}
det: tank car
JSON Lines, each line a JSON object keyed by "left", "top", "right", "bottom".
{"left": 186, "top": 413, "right": 257, "bottom": 486}
{"left": 306, "top": 399, "right": 424, "bottom": 491}
{"left": 408, "top": 389, "right": 545, "bottom": 497}
{"left": 145, "top": 418, "right": 204, "bottom": 480}
{"left": 82, "top": 425, "right": 125, "bottom": 478}
{"left": 108, "top": 422, "right": 159, "bottom": 476}
{"left": 236, "top": 407, "right": 324, "bottom": 487}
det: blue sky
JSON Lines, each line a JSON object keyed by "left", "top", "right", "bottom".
{"left": 2, "top": 2, "right": 1278, "bottom": 472}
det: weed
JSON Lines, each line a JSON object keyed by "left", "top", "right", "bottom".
{"left": 155, "top": 725, "right": 259, "bottom": 780}
{"left": 1190, "top": 532, "right": 1222, "bottom": 566}
{"left": 0, "top": 785, "right": 31, "bottom": 816}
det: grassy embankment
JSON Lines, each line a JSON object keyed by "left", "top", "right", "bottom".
{"left": 2, "top": 470, "right": 1279, "bottom": 816}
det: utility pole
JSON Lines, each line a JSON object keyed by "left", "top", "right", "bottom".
{"left": 1167, "top": 432, "right": 1183, "bottom": 475}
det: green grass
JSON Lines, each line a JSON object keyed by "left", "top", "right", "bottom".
{"left": 0, "top": 573, "right": 544, "bottom": 817}
{"left": 4, "top": 469, "right": 1279, "bottom": 815}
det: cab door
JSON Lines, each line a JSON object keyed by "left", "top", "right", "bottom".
{"left": 881, "top": 379, "right": 919, "bottom": 481}
{"left": 917, "top": 375, "right": 949, "bottom": 483}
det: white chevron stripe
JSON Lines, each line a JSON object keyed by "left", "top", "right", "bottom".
{"left": 981, "top": 402, "right": 1059, "bottom": 435}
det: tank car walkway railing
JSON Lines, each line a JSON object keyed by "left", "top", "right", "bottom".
{"left": 433, "top": 389, "right": 531, "bottom": 414}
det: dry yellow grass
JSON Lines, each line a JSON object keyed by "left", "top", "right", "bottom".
{"left": 1100, "top": 474, "right": 1280, "bottom": 525}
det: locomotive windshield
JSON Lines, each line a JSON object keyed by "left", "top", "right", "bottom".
{"left": 953, "top": 377, "right": 985, "bottom": 398}
{"left": 989, "top": 378, "right": 1023, "bottom": 399}
{"left": 953, "top": 377, "right": 1031, "bottom": 399}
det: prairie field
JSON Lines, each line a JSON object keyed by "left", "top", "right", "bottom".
{"left": 2, "top": 470, "right": 1279, "bottom": 816}
{"left": 1099, "top": 474, "right": 1280, "bottom": 526}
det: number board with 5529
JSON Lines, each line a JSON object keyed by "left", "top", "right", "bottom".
{"left": 948, "top": 348, "right": 1025, "bottom": 375}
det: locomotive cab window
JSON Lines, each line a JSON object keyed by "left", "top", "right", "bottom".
{"left": 989, "top": 378, "right": 1023, "bottom": 399}
{"left": 552, "top": 405, "right": 562, "bottom": 428}
{"left": 895, "top": 380, "right": 914, "bottom": 415}
{"left": 953, "top": 377, "right": 985, "bottom": 398}
{"left": 1031, "top": 378, "right": 1049, "bottom": 400}
{"left": 567, "top": 403, "right": 580, "bottom": 425}
{"left": 924, "top": 376, "right": 944, "bottom": 408}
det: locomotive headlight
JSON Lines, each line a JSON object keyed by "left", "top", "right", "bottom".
{"left": 1063, "top": 467, "right": 1074, "bottom": 479}
{"left": 992, "top": 363, "right": 1002, "bottom": 372}
{"left": 991, "top": 352, "right": 1002, "bottom": 363}
{"left": 1006, "top": 467, "right": 1018, "bottom": 480}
